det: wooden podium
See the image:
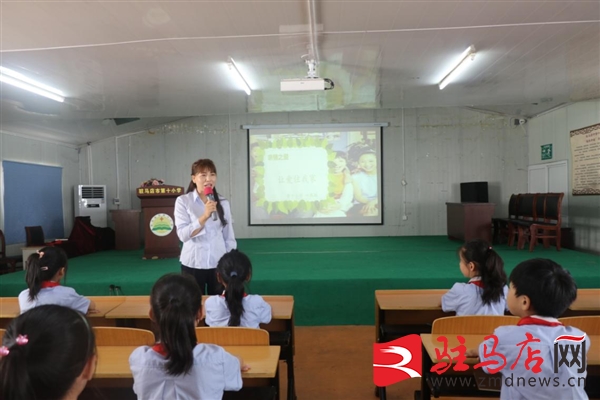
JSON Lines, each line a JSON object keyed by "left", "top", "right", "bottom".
{"left": 136, "top": 185, "right": 184, "bottom": 259}
{"left": 110, "top": 210, "right": 141, "bottom": 250}
{"left": 446, "top": 202, "right": 496, "bottom": 243}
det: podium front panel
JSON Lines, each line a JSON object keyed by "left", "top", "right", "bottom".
{"left": 137, "top": 186, "right": 183, "bottom": 259}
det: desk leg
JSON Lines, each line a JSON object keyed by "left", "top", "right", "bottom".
{"left": 374, "top": 299, "right": 384, "bottom": 397}
{"left": 286, "top": 318, "right": 296, "bottom": 400}
{"left": 420, "top": 343, "right": 432, "bottom": 400}
{"left": 274, "top": 361, "right": 281, "bottom": 400}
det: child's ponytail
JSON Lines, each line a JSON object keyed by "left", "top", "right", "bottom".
{"left": 225, "top": 273, "right": 245, "bottom": 327}
{"left": 159, "top": 298, "right": 197, "bottom": 376}
{"left": 460, "top": 240, "right": 507, "bottom": 305}
{"left": 479, "top": 247, "right": 507, "bottom": 305}
{"left": 25, "top": 247, "right": 67, "bottom": 301}
{"left": 151, "top": 274, "right": 202, "bottom": 376}
{"left": 216, "top": 250, "right": 253, "bottom": 327}
{"left": 0, "top": 340, "right": 34, "bottom": 400}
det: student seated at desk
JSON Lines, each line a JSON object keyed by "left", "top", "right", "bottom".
{"left": 205, "top": 250, "right": 271, "bottom": 328}
{"left": 129, "top": 273, "right": 247, "bottom": 400}
{"left": 18, "top": 247, "right": 97, "bottom": 315}
{"left": 0, "top": 305, "right": 97, "bottom": 400}
{"left": 467, "top": 259, "right": 589, "bottom": 400}
{"left": 441, "top": 240, "right": 508, "bottom": 316}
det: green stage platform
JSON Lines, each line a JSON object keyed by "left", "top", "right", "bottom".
{"left": 1, "top": 236, "right": 598, "bottom": 325}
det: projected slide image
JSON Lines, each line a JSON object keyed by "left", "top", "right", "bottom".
{"left": 249, "top": 127, "right": 382, "bottom": 225}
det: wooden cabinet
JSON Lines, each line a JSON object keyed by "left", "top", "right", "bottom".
{"left": 446, "top": 203, "right": 496, "bottom": 243}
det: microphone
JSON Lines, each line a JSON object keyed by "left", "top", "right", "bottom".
{"left": 203, "top": 187, "right": 218, "bottom": 221}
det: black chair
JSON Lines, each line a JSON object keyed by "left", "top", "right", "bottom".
{"left": 491, "top": 194, "right": 520, "bottom": 244}
{"left": 0, "top": 229, "right": 18, "bottom": 274}
{"left": 529, "top": 192, "right": 564, "bottom": 251}
{"left": 25, "top": 226, "right": 46, "bottom": 247}
{"left": 507, "top": 193, "right": 536, "bottom": 248}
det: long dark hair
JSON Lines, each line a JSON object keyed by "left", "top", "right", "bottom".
{"left": 25, "top": 246, "right": 68, "bottom": 301}
{"left": 186, "top": 159, "right": 227, "bottom": 226}
{"left": 459, "top": 239, "right": 507, "bottom": 305}
{"left": 0, "top": 305, "right": 96, "bottom": 400}
{"left": 217, "top": 250, "right": 253, "bottom": 327}
{"left": 151, "top": 273, "right": 202, "bottom": 376}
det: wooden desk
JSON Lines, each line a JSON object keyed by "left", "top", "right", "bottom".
{"left": 0, "top": 296, "right": 125, "bottom": 328}
{"left": 95, "top": 345, "right": 280, "bottom": 379}
{"left": 564, "top": 289, "right": 600, "bottom": 316}
{"left": 0, "top": 298, "right": 19, "bottom": 328}
{"left": 104, "top": 295, "right": 296, "bottom": 400}
{"left": 104, "top": 295, "right": 294, "bottom": 325}
{"left": 92, "top": 344, "right": 281, "bottom": 394}
{"left": 375, "top": 289, "right": 452, "bottom": 342}
{"left": 419, "top": 334, "right": 600, "bottom": 400}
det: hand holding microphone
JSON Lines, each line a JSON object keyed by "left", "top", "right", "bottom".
{"left": 203, "top": 187, "right": 218, "bottom": 221}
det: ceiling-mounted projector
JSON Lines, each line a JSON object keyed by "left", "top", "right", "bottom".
{"left": 280, "top": 78, "right": 334, "bottom": 92}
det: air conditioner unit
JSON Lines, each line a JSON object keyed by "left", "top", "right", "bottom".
{"left": 74, "top": 185, "right": 107, "bottom": 227}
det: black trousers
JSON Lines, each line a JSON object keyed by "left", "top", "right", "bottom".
{"left": 181, "top": 265, "right": 221, "bottom": 295}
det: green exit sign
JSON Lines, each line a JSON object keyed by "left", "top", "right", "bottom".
{"left": 541, "top": 144, "right": 553, "bottom": 160}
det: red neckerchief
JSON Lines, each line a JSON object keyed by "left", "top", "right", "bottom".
{"left": 517, "top": 316, "right": 563, "bottom": 327}
{"left": 152, "top": 343, "right": 168, "bottom": 356}
{"left": 152, "top": 342, "right": 199, "bottom": 357}
{"left": 41, "top": 281, "right": 60, "bottom": 288}
{"left": 468, "top": 277, "right": 484, "bottom": 288}
{"left": 220, "top": 290, "right": 248, "bottom": 298}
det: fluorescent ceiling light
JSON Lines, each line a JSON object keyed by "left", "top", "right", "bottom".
{"left": 438, "top": 46, "right": 476, "bottom": 90}
{"left": 228, "top": 58, "right": 251, "bottom": 95}
{"left": 0, "top": 66, "right": 65, "bottom": 102}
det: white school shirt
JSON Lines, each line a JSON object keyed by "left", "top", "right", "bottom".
{"left": 441, "top": 277, "right": 508, "bottom": 316}
{"left": 18, "top": 286, "right": 90, "bottom": 314}
{"left": 205, "top": 294, "right": 272, "bottom": 328}
{"left": 129, "top": 343, "right": 242, "bottom": 400}
{"left": 478, "top": 316, "right": 589, "bottom": 400}
{"left": 175, "top": 191, "right": 237, "bottom": 269}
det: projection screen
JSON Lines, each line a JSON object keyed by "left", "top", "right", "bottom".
{"left": 247, "top": 124, "right": 383, "bottom": 225}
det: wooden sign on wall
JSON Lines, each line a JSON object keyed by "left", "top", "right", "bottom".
{"left": 570, "top": 123, "right": 600, "bottom": 195}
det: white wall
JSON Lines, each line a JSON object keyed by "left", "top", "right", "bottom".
{"left": 82, "top": 106, "right": 528, "bottom": 239}
{"left": 528, "top": 99, "right": 600, "bottom": 253}
{"left": 0, "top": 132, "right": 80, "bottom": 256}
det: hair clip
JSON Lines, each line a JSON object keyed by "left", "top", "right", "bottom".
{"left": 15, "top": 335, "right": 29, "bottom": 346}
{"left": 488, "top": 246, "right": 493, "bottom": 250}
{"left": 0, "top": 346, "right": 9, "bottom": 357}
{"left": 37, "top": 250, "right": 45, "bottom": 258}
{"left": 40, "top": 266, "right": 49, "bottom": 271}
{"left": 230, "top": 271, "right": 238, "bottom": 278}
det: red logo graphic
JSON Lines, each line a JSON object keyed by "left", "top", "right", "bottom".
{"left": 554, "top": 335, "right": 586, "bottom": 343}
{"left": 373, "top": 335, "right": 422, "bottom": 386}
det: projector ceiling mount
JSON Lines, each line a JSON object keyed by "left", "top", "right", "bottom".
{"left": 280, "top": 58, "right": 334, "bottom": 92}
{"left": 280, "top": 0, "right": 334, "bottom": 92}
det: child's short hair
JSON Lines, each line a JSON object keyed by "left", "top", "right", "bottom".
{"left": 0, "top": 305, "right": 95, "bottom": 400}
{"left": 509, "top": 258, "right": 577, "bottom": 318}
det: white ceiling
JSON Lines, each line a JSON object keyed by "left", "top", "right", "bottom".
{"left": 1, "top": 0, "right": 599, "bottom": 145}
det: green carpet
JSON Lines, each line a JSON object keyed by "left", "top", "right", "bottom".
{"left": 1, "top": 236, "right": 598, "bottom": 325}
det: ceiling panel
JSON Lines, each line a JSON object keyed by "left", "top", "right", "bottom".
{"left": 1, "top": 0, "right": 598, "bottom": 145}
